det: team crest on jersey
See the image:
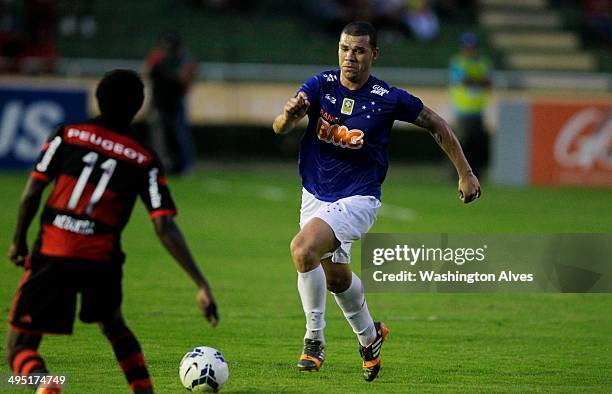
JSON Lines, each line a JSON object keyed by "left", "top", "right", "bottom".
{"left": 341, "top": 98, "right": 355, "bottom": 115}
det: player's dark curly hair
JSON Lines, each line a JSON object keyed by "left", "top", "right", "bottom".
{"left": 95, "top": 69, "right": 144, "bottom": 124}
{"left": 341, "top": 21, "right": 378, "bottom": 48}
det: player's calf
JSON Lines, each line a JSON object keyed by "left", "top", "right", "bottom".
{"left": 6, "top": 329, "right": 46, "bottom": 375}
{"left": 100, "top": 314, "right": 153, "bottom": 393}
{"left": 322, "top": 260, "right": 352, "bottom": 293}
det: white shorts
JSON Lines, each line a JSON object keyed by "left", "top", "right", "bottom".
{"left": 299, "top": 188, "right": 381, "bottom": 264}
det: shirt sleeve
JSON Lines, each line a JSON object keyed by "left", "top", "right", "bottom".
{"left": 139, "top": 153, "right": 177, "bottom": 219}
{"left": 394, "top": 88, "right": 424, "bottom": 123}
{"left": 30, "top": 126, "right": 65, "bottom": 184}
{"left": 296, "top": 74, "right": 321, "bottom": 109}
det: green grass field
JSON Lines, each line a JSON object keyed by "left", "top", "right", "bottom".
{"left": 1, "top": 163, "right": 611, "bottom": 393}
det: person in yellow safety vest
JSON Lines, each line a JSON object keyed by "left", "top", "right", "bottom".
{"left": 449, "top": 32, "right": 492, "bottom": 178}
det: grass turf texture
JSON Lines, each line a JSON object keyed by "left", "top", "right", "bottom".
{"left": 0, "top": 163, "right": 611, "bottom": 393}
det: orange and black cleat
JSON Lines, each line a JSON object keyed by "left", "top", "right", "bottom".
{"left": 297, "top": 339, "right": 325, "bottom": 372}
{"left": 359, "top": 321, "right": 389, "bottom": 382}
{"left": 36, "top": 383, "right": 62, "bottom": 394}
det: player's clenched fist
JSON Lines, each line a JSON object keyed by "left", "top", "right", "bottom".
{"left": 197, "top": 286, "right": 219, "bottom": 326}
{"left": 458, "top": 173, "right": 481, "bottom": 204}
{"left": 284, "top": 91, "right": 310, "bottom": 120}
{"left": 273, "top": 91, "right": 311, "bottom": 135}
{"left": 8, "top": 242, "right": 27, "bottom": 267}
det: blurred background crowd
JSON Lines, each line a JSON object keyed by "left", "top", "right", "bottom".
{"left": 0, "top": 0, "right": 609, "bottom": 74}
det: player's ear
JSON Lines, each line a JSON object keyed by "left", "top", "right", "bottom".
{"left": 372, "top": 47, "right": 379, "bottom": 61}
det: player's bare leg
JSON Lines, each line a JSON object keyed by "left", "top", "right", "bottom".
{"left": 322, "top": 254, "right": 388, "bottom": 381}
{"left": 99, "top": 310, "right": 154, "bottom": 394}
{"left": 290, "top": 218, "right": 338, "bottom": 371}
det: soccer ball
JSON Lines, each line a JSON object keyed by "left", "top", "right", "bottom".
{"left": 179, "top": 346, "right": 229, "bottom": 392}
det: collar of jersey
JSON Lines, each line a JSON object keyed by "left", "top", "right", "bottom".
{"left": 337, "top": 71, "right": 373, "bottom": 95}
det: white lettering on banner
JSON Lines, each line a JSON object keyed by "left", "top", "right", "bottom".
{"left": 16, "top": 102, "right": 64, "bottom": 161}
{"left": 0, "top": 101, "right": 22, "bottom": 156}
{"left": 0, "top": 101, "right": 64, "bottom": 161}
{"left": 554, "top": 108, "right": 612, "bottom": 170}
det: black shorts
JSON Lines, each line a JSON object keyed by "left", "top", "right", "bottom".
{"left": 9, "top": 255, "right": 123, "bottom": 335}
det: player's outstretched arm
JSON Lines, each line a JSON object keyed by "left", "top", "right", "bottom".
{"left": 153, "top": 215, "right": 219, "bottom": 326}
{"left": 272, "top": 91, "right": 310, "bottom": 135}
{"left": 8, "top": 177, "right": 47, "bottom": 267}
{"left": 413, "top": 106, "right": 481, "bottom": 204}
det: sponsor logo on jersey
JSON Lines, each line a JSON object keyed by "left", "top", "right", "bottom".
{"left": 19, "top": 314, "right": 32, "bottom": 324}
{"left": 323, "top": 73, "right": 338, "bottom": 82}
{"left": 148, "top": 168, "right": 162, "bottom": 209}
{"left": 371, "top": 85, "right": 389, "bottom": 97}
{"left": 324, "top": 94, "right": 337, "bottom": 104}
{"left": 341, "top": 98, "right": 355, "bottom": 115}
{"left": 52, "top": 213, "right": 95, "bottom": 235}
{"left": 316, "top": 117, "right": 364, "bottom": 149}
{"left": 320, "top": 109, "right": 339, "bottom": 123}
{"left": 65, "top": 127, "right": 150, "bottom": 165}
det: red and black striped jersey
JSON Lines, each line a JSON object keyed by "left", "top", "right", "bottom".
{"left": 30, "top": 120, "right": 177, "bottom": 262}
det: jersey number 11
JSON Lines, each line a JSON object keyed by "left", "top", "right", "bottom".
{"left": 68, "top": 151, "right": 117, "bottom": 215}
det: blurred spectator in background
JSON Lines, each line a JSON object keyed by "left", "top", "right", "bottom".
{"left": 144, "top": 31, "right": 197, "bottom": 175}
{"left": 59, "top": 0, "right": 97, "bottom": 38}
{"left": 581, "top": 0, "right": 612, "bottom": 45}
{"left": 435, "top": 0, "right": 478, "bottom": 23}
{"left": 0, "top": 0, "right": 23, "bottom": 72}
{"left": 403, "top": 0, "right": 439, "bottom": 41}
{"left": 448, "top": 32, "right": 492, "bottom": 178}
{"left": 306, "top": 0, "right": 371, "bottom": 33}
{"left": 310, "top": 0, "right": 439, "bottom": 41}
{"left": 20, "top": 0, "right": 56, "bottom": 73}
{"left": 202, "top": 0, "right": 255, "bottom": 13}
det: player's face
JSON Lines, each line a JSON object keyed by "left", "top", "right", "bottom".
{"left": 338, "top": 33, "right": 378, "bottom": 85}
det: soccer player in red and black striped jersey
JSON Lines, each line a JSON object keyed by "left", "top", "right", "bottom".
{"left": 6, "top": 70, "right": 218, "bottom": 394}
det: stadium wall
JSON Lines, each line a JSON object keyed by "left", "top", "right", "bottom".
{"left": 1, "top": 76, "right": 611, "bottom": 167}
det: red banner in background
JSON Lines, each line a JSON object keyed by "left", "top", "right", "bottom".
{"left": 530, "top": 102, "right": 612, "bottom": 186}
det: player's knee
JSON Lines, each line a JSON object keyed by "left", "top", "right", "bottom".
{"left": 290, "top": 237, "right": 319, "bottom": 272}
